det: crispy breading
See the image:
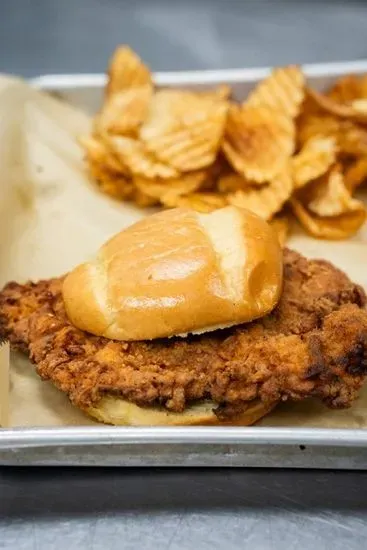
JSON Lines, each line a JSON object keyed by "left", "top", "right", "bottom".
{"left": 1, "top": 250, "right": 367, "bottom": 419}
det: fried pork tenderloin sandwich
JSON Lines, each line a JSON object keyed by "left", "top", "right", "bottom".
{"left": 1, "top": 206, "right": 367, "bottom": 426}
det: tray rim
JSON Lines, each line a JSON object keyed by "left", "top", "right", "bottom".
{"left": 2, "top": 426, "right": 367, "bottom": 449}
{"left": 30, "top": 59, "right": 367, "bottom": 90}
{"left": 2, "top": 59, "right": 367, "bottom": 453}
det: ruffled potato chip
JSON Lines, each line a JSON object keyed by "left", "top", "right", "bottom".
{"left": 163, "top": 192, "right": 227, "bottom": 213}
{"left": 89, "top": 162, "right": 134, "bottom": 200}
{"left": 134, "top": 190, "right": 159, "bottom": 207}
{"left": 269, "top": 215, "right": 290, "bottom": 247}
{"left": 144, "top": 116, "right": 227, "bottom": 172}
{"left": 218, "top": 172, "right": 253, "bottom": 193}
{"left": 99, "top": 177, "right": 135, "bottom": 201}
{"left": 200, "top": 84, "right": 231, "bottom": 101}
{"left": 307, "top": 87, "right": 367, "bottom": 124}
{"left": 134, "top": 172, "right": 206, "bottom": 203}
{"left": 226, "top": 165, "right": 293, "bottom": 220}
{"left": 307, "top": 166, "right": 363, "bottom": 217}
{"left": 95, "top": 85, "right": 152, "bottom": 136}
{"left": 141, "top": 90, "right": 187, "bottom": 143}
{"left": 222, "top": 104, "right": 294, "bottom": 183}
{"left": 291, "top": 197, "right": 366, "bottom": 240}
{"left": 78, "top": 135, "right": 128, "bottom": 174}
{"left": 291, "top": 164, "right": 366, "bottom": 239}
{"left": 200, "top": 154, "right": 232, "bottom": 191}
{"left": 141, "top": 89, "right": 228, "bottom": 140}
{"left": 338, "top": 122, "right": 367, "bottom": 157}
{"left": 106, "top": 46, "right": 152, "bottom": 97}
{"left": 292, "top": 136, "right": 337, "bottom": 189}
{"left": 345, "top": 157, "right": 367, "bottom": 191}
{"left": 246, "top": 66, "right": 305, "bottom": 118}
{"left": 106, "top": 135, "right": 178, "bottom": 179}
{"left": 297, "top": 115, "right": 367, "bottom": 157}
{"left": 297, "top": 94, "right": 324, "bottom": 123}
{"left": 79, "top": 135, "right": 134, "bottom": 199}
{"left": 349, "top": 99, "right": 367, "bottom": 114}
{"left": 140, "top": 89, "right": 228, "bottom": 171}
{"left": 327, "top": 75, "right": 365, "bottom": 103}
{"left": 297, "top": 115, "right": 340, "bottom": 146}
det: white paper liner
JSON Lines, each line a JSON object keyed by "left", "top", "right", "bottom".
{"left": 0, "top": 342, "right": 10, "bottom": 427}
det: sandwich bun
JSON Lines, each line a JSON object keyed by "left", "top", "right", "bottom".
{"left": 63, "top": 206, "right": 283, "bottom": 341}
{"left": 88, "top": 395, "right": 274, "bottom": 426}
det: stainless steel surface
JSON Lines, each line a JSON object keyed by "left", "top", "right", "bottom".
{"left": 1, "top": 467, "right": 367, "bottom": 549}
{"left": 2, "top": 0, "right": 367, "bottom": 547}
{"left": 2, "top": 0, "right": 367, "bottom": 77}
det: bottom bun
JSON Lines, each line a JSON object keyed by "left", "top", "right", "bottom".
{"left": 88, "top": 396, "right": 275, "bottom": 426}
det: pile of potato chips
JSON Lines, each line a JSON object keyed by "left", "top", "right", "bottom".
{"left": 80, "top": 46, "right": 367, "bottom": 243}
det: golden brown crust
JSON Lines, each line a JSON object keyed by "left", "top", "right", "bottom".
{"left": 62, "top": 206, "right": 283, "bottom": 341}
{"left": 1, "top": 249, "right": 367, "bottom": 425}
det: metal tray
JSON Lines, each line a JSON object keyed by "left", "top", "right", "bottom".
{"left": 1, "top": 60, "right": 367, "bottom": 468}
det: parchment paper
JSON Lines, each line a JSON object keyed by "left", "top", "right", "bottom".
{"left": 0, "top": 75, "right": 366, "bottom": 428}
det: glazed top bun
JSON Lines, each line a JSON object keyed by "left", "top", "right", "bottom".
{"left": 62, "top": 206, "right": 283, "bottom": 341}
